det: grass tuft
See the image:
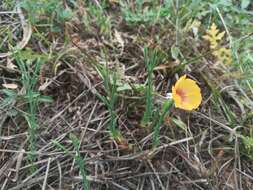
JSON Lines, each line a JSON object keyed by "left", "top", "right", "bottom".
{"left": 15, "top": 53, "right": 45, "bottom": 172}
{"left": 141, "top": 47, "right": 159, "bottom": 127}
{"left": 95, "top": 61, "right": 121, "bottom": 141}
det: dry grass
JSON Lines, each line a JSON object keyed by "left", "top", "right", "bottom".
{"left": 1, "top": 1, "right": 253, "bottom": 190}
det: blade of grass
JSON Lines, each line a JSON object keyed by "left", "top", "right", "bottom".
{"left": 152, "top": 99, "right": 174, "bottom": 147}
{"left": 95, "top": 61, "right": 120, "bottom": 140}
{"left": 142, "top": 47, "right": 159, "bottom": 127}
{"left": 52, "top": 134, "right": 90, "bottom": 190}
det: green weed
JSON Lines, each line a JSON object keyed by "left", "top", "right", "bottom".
{"left": 141, "top": 47, "right": 158, "bottom": 127}
{"left": 120, "top": 0, "right": 172, "bottom": 25}
{"left": 13, "top": 50, "right": 51, "bottom": 172}
{"left": 239, "top": 135, "right": 253, "bottom": 161}
{"left": 52, "top": 134, "right": 90, "bottom": 190}
{"left": 152, "top": 99, "right": 174, "bottom": 147}
{"left": 95, "top": 60, "right": 121, "bottom": 141}
{"left": 83, "top": 1, "right": 111, "bottom": 36}
{"left": 19, "top": 0, "right": 73, "bottom": 31}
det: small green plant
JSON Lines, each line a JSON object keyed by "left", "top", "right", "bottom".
{"left": 141, "top": 47, "right": 159, "bottom": 127}
{"left": 16, "top": 56, "right": 42, "bottom": 172}
{"left": 52, "top": 133, "right": 90, "bottom": 190}
{"left": 83, "top": 1, "right": 111, "bottom": 36}
{"left": 13, "top": 50, "right": 52, "bottom": 172}
{"left": 1, "top": 0, "right": 16, "bottom": 9}
{"left": 152, "top": 99, "right": 174, "bottom": 147}
{"left": 120, "top": 0, "right": 172, "bottom": 25}
{"left": 69, "top": 133, "right": 90, "bottom": 190}
{"left": 0, "top": 89, "right": 17, "bottom": 111}
{"left": 0, "top": 89, "right": 18, "bottom": 135}
{"left": 239, "top": 135, "right": 253, "bottom": 160}
{"left": 95, "top": 63, "right": 122, "bottom": 142}
{"left": 19, "top": 0, "right": 73, "bottom": 31}
{"left": 19, "top": 57, "right": 42, "bottom": 172}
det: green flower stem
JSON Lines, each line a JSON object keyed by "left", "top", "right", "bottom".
{"left": 153, "top": 99, "right": 174, "bottom": 147}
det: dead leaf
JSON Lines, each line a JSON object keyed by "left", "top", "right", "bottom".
{"left": 7, "top": 58, "right": 17, "bottom": 70}
{"left": 154, "top": 61, "right": 180, "bottom": 71}
{"left": 109, "top": 0, "right": 119, "bottom": 4}
{"left": 2, "top": 83, "right": 18, "bottom": 89}
{"left": 154, "top": 64, "right": 171, "bottom": 71}
{"left": 114, "top": 30, "right": 124, "bottom": 48}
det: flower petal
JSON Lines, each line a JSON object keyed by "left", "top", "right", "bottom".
{"left": 175, "top": 75, "right": 186, "bottom": 89}
{"left": 181, "top": 91, "right": 202, "bottom": 110}
{"left": 172, "top": 75, "right": 202, "bottom": 110}
{"left": 172, "top": 85, "right": 182, "bottom": 106}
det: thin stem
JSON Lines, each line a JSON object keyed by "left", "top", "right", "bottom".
{"left": 153, "top": 99, "right": 174, "bottom": 147}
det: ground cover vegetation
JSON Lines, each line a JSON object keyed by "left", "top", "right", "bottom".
{"left": 0, "top": 0, "right": 253, "bottom": 189}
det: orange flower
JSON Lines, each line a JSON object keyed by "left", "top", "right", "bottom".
{"left": 172, "top": 75, "right": 202, "bottom": 111}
